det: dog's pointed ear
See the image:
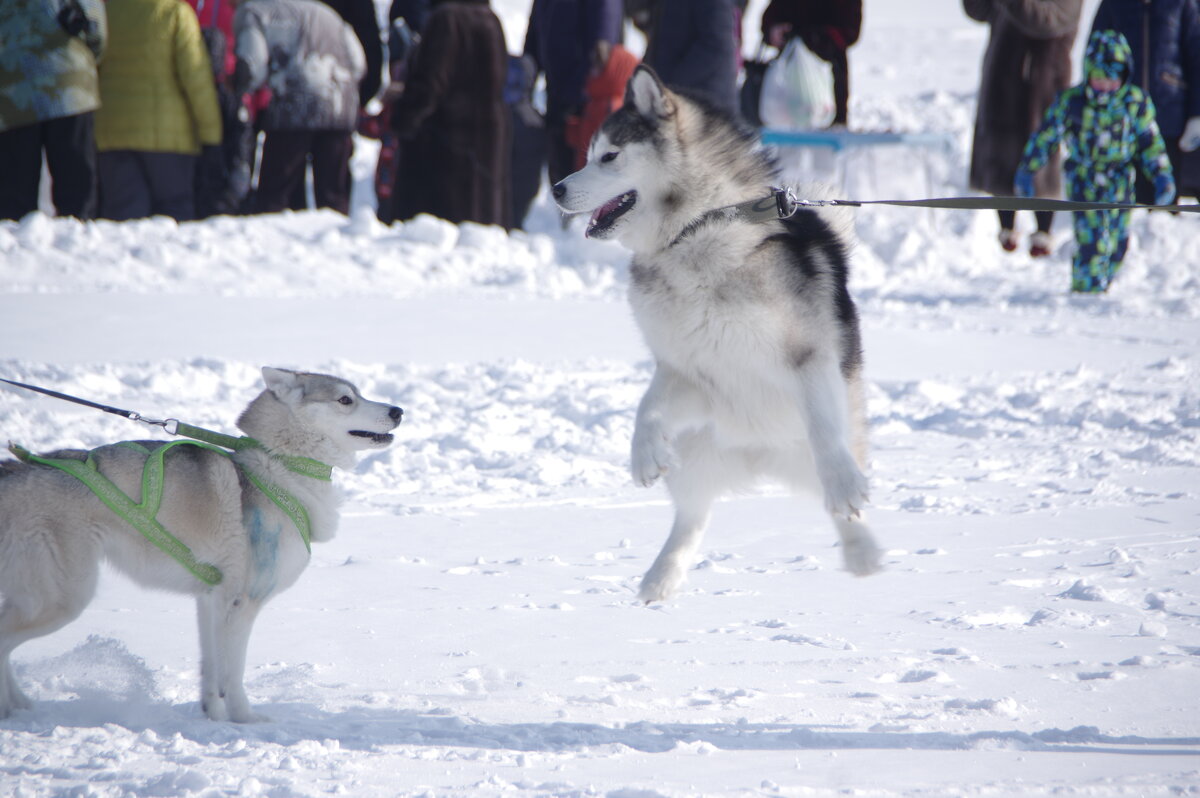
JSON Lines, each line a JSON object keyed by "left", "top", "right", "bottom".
{"left": 625, "top": 65, "right": 673, "bottom": 120}
{"left": 262, "top": 366, "right": 303, "bottom": 403}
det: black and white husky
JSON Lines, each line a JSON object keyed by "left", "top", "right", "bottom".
{"left": 0, "top": 368, "right": 402, "bottom": 721}
{"left": 554, "top": 66, "right": 882, "bottom": 602}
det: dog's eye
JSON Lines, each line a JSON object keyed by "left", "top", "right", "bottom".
{"left": 600, "top": 151, "right": 619, "bottom": 164}
{"left": 338, "top": 396, "right": 354, "bottom": 406}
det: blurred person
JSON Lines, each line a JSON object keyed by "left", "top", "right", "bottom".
{"left": 524, "top": 0, "right": 623, "bottom": 186}
{"left": 508, "top": 54, "right": 548, "bottom": 229}
{"left": 390, "top": 0, "right": 511, "bottom": 227}
{"left": 1091, "top": 0, "right": 1200, "bottom": 201}
{"left": 363, "top": 11, "right": 419, "bottom": 223}
{"left": 187, "top": 0, "right": 255, "bottom": 217}
{"left": 565, "top": 43, "right": 638, "bottom": 171}
{"left": 312, "top": 0, "right": 383, "bottom": 109}
{"left": 0, "top": 0, "right": 107, "bottom": 221}
{"left": 760, "top": 0, "right": 862, "bottom": 127}
{"left": 643, "top": 0, "right": 739, "bottom": 117}
{"left": 1016, "top": 29, "right": 1174, "bottom": 293}
{"left": 94, "top": 0, "right": 222, "bottom": 222}
{"left": 234, "top": 0, "right": 366, "bottom": 215}
{"left": 187, "top": 0, "right": 238, "bottom": 79}
{"left": 390, "top": 0, "right": 432, "bottom": 34}
{"left": 964, "top": 0, "right": 1081, "bottom": 257}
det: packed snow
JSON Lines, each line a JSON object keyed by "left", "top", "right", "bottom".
{"left": 2, "top": 0, "right": 1199, "bottom": 795}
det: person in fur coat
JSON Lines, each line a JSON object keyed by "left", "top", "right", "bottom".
{"left": 390, "top": 0, "right": 511, "bottom": 228}
{"left": 964, "top": 0, "right": 1082, "bottom": 257}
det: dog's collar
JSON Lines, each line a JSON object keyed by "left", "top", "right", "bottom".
{"left": 171, "top": 420, "right": 333, "bottom": 481}
{"left": 669, "top": 187, "right": 800, "bottom": 248}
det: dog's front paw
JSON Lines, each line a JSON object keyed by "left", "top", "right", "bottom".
{"left": 631, "top": 424, "right": 676, "bottom": 488}
{"left": 820, "top": 455, "right": 869, "bottom": 519}
{"left": 229, "top": 708, "right": 270, "bottom": 724}
{"left": 637, "top": 561, "right": 687, "bottom": 603}
{"left": 841, "top": 532, "right": 882, "bottom": 576}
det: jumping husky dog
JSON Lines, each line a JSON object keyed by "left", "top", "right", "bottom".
{"left": 0, "top": 368, "right": 402, "bottom": 721}
{"left": 554, "top": 66, "right": 882, "bottom": 602}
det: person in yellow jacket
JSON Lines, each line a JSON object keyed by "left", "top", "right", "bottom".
{"left": 94, "top": 0, "right": 222, "bottom": 221}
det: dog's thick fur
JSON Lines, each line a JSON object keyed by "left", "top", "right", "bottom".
{"left": 0, "top": 368, "right": 401, "bottom": 721}
{"left": 554, "top": 66, "right": 882, "bottom": 602}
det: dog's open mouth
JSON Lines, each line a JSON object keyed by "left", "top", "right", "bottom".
{"left": 586, "top": 191, "right": 637, "bottom": 238}
{"left": 349, "top": 430, "right": 394, "bottom": 445}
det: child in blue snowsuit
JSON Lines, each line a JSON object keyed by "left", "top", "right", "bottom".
{"left": 1015, "top": 29, "right": 1175, "bottom": 293}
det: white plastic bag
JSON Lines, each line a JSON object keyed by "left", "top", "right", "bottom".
{"left": 758, "top": 38, "right": 836, "bottom": 130}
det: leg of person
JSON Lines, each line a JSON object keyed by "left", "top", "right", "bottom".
{"left": 0, "top": 123, "right": 44, "bottom": 220}
{"left": 96, "top": 150, "right": 152, "bottom": 221}
{"left": 996, "top": 209, "right": 1017, "bottom": 252}
{"left": 310, "top": 130, "right": 354, "bottom": 215}
{"left": 544, "top": 100, "right": 577, "bottom": 187}
{"left": 1070, "top": 209, "right": 1107, "bottom": 292}
{"left": 141, "top": 151, "right": 198, "bottom": 222}
{"left": 42, "top": 112, "right": 98, "bottom": 219}
{"left": 830, "top": 49, "right": 849, "bottom": 126}
{"left": 1104, "top": 208, "right": 1132, "bottom": 288}
{"left": 1029, "top": 210, "right": 1054, "bottom": 257}
{"left": 254, "top": 130, "right": 310, "bottom": 213}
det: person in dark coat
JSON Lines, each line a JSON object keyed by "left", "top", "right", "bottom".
{"left": 523, "top": 0, "right": 623, "bottom": 186}
{"left": 643, "top": 0, "right": 739, "bottom": 117}
{"left": 964, "top": 0, "right": 1082, "bottom": 256}
{"left": 390, "top": 0, "right": 512, "bottom": 228}
{"left": 1090, "top": 0, "right": 1200, "bottom": 200}
{"left": 760, "top": 0, "right": 862, "bottom": 127}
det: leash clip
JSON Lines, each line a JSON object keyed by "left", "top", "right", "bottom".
{"left": 129, "top": 413, "right": 179, "bottom": 435}
{"left": 774, "top": 187, "right": 800, "bottom": 219}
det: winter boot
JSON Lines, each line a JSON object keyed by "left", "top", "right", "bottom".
{"left": 998, "top": 228, "right": 1018, "bottom": 252}
{"left": 1029, "top": 231, "right": 1052, "bottom": 258}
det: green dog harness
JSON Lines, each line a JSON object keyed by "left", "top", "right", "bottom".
{"left": 9, "top": 426, "right": 332, "bottom": 587}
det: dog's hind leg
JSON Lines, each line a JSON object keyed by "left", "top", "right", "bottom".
{"left": 835, "top": 515, "right": 882, "bottom": 576}
{"left": 0, "top": 556, "right": 100, "bottom": 718}
{"left": 197, "top": 591, "right": 265, "bottom": 723}
{"left": 796, "top": 357, "right": 870, "bottom": 520}
{"left": 638, "top": 431, "right": 723, "bottom": 603}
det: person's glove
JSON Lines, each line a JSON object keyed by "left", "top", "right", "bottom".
{"left": 1180, "top": 116, "right": 1200, "bottom": 153}
{"left": 1153, "top": 172, "right": 1176, "bottom": 206}
{"left": 1013, "top": 168, "right": 1035, "bottom": 198}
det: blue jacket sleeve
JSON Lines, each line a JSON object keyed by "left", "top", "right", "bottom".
{"left": 1020, "top": 92, "right": 1068, "bottom": 176}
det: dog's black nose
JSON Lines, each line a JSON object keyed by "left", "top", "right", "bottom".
{"left": 551, "top": 182, "right": 566, "bottom": 201}
{"left": 390, "top": 406, "right": 403, "bottom": 422}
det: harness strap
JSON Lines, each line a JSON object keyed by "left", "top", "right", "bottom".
{"left": 172, "top": 421, "right": 332, "bottom": 482}
{"left": 10, "top": 442, "right": 225, "bottom": 586}
{"left": 9, "top": 436, "right": 320, "bottom": 587}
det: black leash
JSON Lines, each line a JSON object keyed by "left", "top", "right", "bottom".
{"left": 791, "top": 194, "right": 1200, "bottom": 214}
{"left": 671, "top": 189, "right": 1197, "bottom": 247}
{"left": 0, "top": 376, "right": 178, "bottom": 430}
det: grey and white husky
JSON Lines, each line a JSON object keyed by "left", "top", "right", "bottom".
{"left": 554, "top": 66, "right": 882, "bottom": 602}
{"left": 0, "top": 367, "right": 402, "bottom": 721}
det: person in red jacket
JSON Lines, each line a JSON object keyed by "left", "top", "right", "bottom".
{"left": 760, "top": 0, "right": 862, "bottom": 127}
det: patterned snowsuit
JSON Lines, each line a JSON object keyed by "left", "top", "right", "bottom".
{"left": 1019, "top": 29, "right": 1175, "bottom": 292}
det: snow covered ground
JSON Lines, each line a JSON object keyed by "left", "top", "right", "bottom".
{"left": 2, "top": 1, "right": 1199, "bottom": 795}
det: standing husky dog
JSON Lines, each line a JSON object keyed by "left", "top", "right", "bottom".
{"left": 0, "top": 368, "right": 402, "bottom": 721}
{"left": 554, "top": 66, "right": 881, "bottom": 602}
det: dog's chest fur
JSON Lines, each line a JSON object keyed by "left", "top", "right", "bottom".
{"left": 628, "top": 231, "right": 826, "bottom": 437}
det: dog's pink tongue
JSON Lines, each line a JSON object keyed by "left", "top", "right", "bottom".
{"left": 587, "top": 196, "right": 622, "bottom": 236}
